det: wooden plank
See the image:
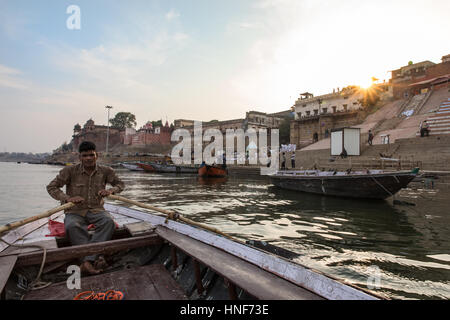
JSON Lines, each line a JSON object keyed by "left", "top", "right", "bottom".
{"left": 13, "top": 234, "right": 163, "bottom": 267}
{"left": 124, "top": 221, "right": 155, "bottom": 237}
{"left": 0, "top": 239, "right": 58, "bottom": 256}
{"left": 156, "top": 226, "right": 323, "bottom": 300}
{"left": 0, "top": 255, "right": 17, "bottom": 294}
{"left": 105, "top": 204, "right": 381, "bottom": 300}
{"left": 23, "top": 264, "right": 187, "bottom": 300}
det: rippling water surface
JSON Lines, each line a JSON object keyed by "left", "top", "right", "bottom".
{"left": 1, "top": 162, "right": 450, "bottom": 299}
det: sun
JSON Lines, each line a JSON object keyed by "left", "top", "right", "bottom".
{"left": 358, "top": 78, "right": 374, "bottom": 90}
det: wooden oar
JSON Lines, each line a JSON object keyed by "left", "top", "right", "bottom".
{"left": 107, "top": 194, "right": 242, "bottom": 242}
{"left": 0, "top": 202, "right": 75, "bottom": 235}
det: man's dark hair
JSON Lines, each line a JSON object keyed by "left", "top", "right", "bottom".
{"left": 79, "top": 141, "right": 96, "bottom": 153}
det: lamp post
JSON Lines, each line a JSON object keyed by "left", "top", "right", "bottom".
{"left": 318, "top": 99, "right": 322, "bottom": 141}
{"left": 105, "top": 105, "right": 113, "bottom": 155}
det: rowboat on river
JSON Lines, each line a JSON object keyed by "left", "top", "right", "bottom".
{"left": 198, "top": 163, "right": 228, "bottom": 178}
{"left": 136, "top": 162, "right": 156, "bottom": 172}
{"left": 0, "top": 195, "right": 384, "bottom": 300}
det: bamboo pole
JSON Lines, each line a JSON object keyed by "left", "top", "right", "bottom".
{"left": 107, "top": 194, "right": 242, "bottom": 243}
{"left": 0, "top": 202, "right": 75, "bottom": 235}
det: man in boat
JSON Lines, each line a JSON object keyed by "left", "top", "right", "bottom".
{"left": 47, "top": 141, "right": 125, "bottom": 275}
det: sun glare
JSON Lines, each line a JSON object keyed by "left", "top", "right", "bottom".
{"left": 358, "top": 78, "right": 374, "bottom": 90}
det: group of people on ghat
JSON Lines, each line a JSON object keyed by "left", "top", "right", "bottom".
{"left": 280, "top": 151, "right": 295, "bottom": 170}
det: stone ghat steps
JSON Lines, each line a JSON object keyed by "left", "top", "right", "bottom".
{"left": 415, "top": 98, "right": 450, "bottom": 136}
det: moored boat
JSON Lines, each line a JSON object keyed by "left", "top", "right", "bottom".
{"left": 270, "top": 168, "right": 419, "bottom": 200}
{"left": 120, "top": 162, "right": 144, "bottom": 171}
{"left": 151, "top": 162, "right": 198, "bottom": 174}
{"left": 0, "top": 197, "right": 383, "bottom": 300}
{"left": 136, "top": 162, "right": 156, "bottom": 172}
{"left": 198, "top": 163, "right": 227, "bottom": 177}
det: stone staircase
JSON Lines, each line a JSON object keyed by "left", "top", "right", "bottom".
{"left": 417, "top": 98, "right": 450, "bottom": 136}
{"left": 398, "top": 92, "right": 429, "bottom": 117}
{"left": 414, "top": 89, "right": 433, "bottom": 115}
{"left": 131, "top": 135, "right": 141, "bottom": 145}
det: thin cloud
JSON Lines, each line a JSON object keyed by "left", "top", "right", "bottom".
{"left": 166, "top": 9, "right": 180, "bottom": 21}
{"left": 0, "top": 64, "right": 28, "bottom": 90}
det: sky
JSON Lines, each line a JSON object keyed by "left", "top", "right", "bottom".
{"left": 0, "top": 0, "right": 449, "bottom": 153}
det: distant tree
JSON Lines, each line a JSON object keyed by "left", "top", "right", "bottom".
{"left": 110, "top": 112, "right": 137, "bottom": 129}
{"left": 59, "top": 141, "right": 71, "bottom": 153}
{"left": 151, "top": 120, "right": 163, "bottom": 128}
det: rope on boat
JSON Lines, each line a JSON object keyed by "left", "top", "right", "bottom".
{"left": 0, "top": 202, "right": 75, "bottom": 292}
{"left": 370, "top": 176, "right": 395, "bottom": 202}
{"left": 73, "top": 290, "right": 124, "bottom": 300}
{"left": 0, "top": 238, "right": 51, "bottom": 291}
{"left": 107, "top": 194, "right": 244, "bottom": 244}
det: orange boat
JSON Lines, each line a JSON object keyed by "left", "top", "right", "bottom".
{"left": 136, "top": 162, "right": 156, "bottom": 172}
{"left": 198, "top": 163, "right": 227, "bottom": 177}
{"left": 198, "top": 176, "right": 227, "bottom": 185}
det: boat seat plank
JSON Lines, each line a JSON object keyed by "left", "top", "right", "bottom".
{"left": 23, "top": 264, "right": 187, "bottom": 300}
{"left": 109, "top": 212, "right": 141, "bottom": 228}
{"left": 0, "top": 239, "right": 58, "bottom": 257}
{"left": 14, "top": 234, "right": 163, "bottom": 267}
{"left": 155, "top": 226, "right": 323, "bottom": 300}
{"left": 0, "top": 255, "right": 17, "bottom": 294}
{"left": 125, "top": 221, "right": 155, "bottom": 237}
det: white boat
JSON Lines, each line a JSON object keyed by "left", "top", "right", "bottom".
{"left": 120, "top": 163, "right": 144, "bottom": 171}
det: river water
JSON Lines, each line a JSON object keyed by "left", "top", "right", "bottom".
{"left": 1, "top": 161, "right": 449, "bottom": 299}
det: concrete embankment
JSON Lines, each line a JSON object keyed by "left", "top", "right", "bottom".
{"left": 288, "top": 135, "right": 450, "bottom": 172}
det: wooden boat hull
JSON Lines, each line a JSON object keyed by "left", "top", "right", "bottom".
{"left": 270, "top": 170, "right": 417, "bottom": 199}
{"left": 136, "top": 162, "right": 156, "bottom": 172}
{"left": 198, "top": 164, "right": 227, "bottom": 177}
{"left": 197, "top": 177, "right": 228, "bottom": 185}
{"left": 1, "top": 204, "right": 382, "bottom": 300}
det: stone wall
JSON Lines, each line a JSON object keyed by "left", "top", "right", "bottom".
{"left": 72, "top": 129, "right": 122, "bottom": 152}
{"left": 290, "top": 111, "right": 364, "bottom": 148}
{"left": 126, "top": 128, "right": 172, "bottom": 146}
